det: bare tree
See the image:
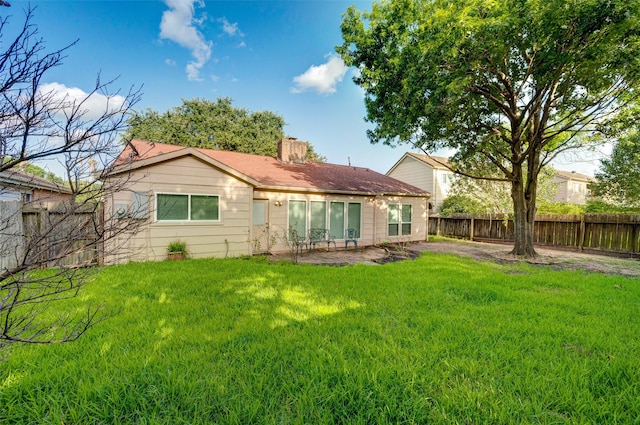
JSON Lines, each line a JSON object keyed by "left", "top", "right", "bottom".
{"left": 0, "top": 7, "right": 142, "bottom": 350}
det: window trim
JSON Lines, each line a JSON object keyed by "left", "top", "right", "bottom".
{"left": 388, "top": 203, "right": 412, "bottom": 237}
{"left": 155, "top": 192, "right": 221, "bottom": 222}
{"left": 287, "top": 199, "right": 363, "bottom": 240}
{"left": 287, "top": 199, "right": 307, "bottom": 237}
{"left": 346, "top": 202, "right": 362, "bottom": 239}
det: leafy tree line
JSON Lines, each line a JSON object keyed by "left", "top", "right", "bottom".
{"left": 124, "top": 97, "right": 326, "bottom": 162}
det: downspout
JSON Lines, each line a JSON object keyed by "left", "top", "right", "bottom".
{"left": 425, "top": 197, "right": 429, "bottom": 242}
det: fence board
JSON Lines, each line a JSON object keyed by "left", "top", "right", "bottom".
{"left": 430, "top": 213, "right": 640, "bottom": 257}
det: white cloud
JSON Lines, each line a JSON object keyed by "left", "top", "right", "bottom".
{"left": 159, "top": 0, "right": 212, "bottom": 81}
{"left": 165, "top": 58, "right": 176, "bottom": 66}
{"left": 38, "top": 82, "right": 127, "bottom": 120}
{"left": 219, "top": 17, "right": 244, "bottom": 37}
{"left": 291, "top": 54, "right": 349, "bottom": 95}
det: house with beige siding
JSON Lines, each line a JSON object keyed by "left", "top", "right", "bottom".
{"left": 103, "top": 138, "right": 430, "bottom": 263}
{"left": 386, "top": 152, "right": 454, "bottom": 213}
{"left": 550, "top": 169, "right": 594, "bottom": 205}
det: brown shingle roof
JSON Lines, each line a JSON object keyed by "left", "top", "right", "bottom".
{"left": 113, "top": 140, "right": 430, "bottom": 197}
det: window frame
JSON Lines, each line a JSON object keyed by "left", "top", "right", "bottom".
{"left": 287, "top": 199, "right": 363, "bottom": 240}
{"left": 346, "top": 202, "right": 362, "bottom": 238}
{"left": 155, "top": 192, "right": 221, "bottom": 222}
{"left": 388, "top": 203, "right": 412, "bottom": 236}
{"left": 287, "top": 199, "right": 307, "bottom": 237}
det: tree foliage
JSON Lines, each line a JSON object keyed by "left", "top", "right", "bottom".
{"left": 124, "top": 97, "right": 326, "bottom": 161}
{"left": 585, "top": 200, "right": 640, "bottom": 214}
{"left": 0, "top": 7, "right": 142, "bottom": 350}
{"left": 339, "top": 0, "right": 640, "bottom": 256}
{"left": 592, "top": 131, "right": 640, "bottom": 207}
{"left": 440, "top": 194, "right": 486, "bottom": 217}
{"left": 442, "top": 165, "right": 558, "bottom": 216}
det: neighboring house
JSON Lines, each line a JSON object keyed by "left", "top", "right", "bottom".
{"left": 103, "top": 138, "right": 430, "bottom": 263}
{"left": 0, "top": 169, "right": 73, "bottom": 204}
{"left": 550, "top": 169, "right": 594, "bottom": 205}
{"left": 386, "top": 152, "right": 454, "bottom": 213}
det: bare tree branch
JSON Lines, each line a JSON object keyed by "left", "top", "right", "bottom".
{"left": 0, "top": 6, "right": 142, "bottom": 350}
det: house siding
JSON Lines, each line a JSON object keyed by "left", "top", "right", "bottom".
{"left": 373, "top": 196, "right": 428, "bottom": 244}
{"left": 551, "top": 176, "right": 590, "bottom": 205}
{"left": 105, "top": 147, "right": 430, "bottom": 263}
{"left": 105, "top": 156, "right": 253, "bottom": 264}
{"left": 387, "top": 155, "right": 450, "bottom": 212}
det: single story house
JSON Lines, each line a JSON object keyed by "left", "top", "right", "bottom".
{"left": 103, "top": 138, "right": 431, "bottom": 263}
{"left": 0, "top": 169, "right": 73, "bottom": 204}
{"left": 550, "top": 169, "right": 594, "bottom": 205}
{"left": 386, "top": 152, "right": 454, "bottom": 213}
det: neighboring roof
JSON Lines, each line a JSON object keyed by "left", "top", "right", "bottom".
{"left": 553, "top": 169, "right": 595, "bottom": 183}
{"left": 111, "top": 140, "right": 430, "bottom": 197}
{"left": 387, "top": 152, "right": 451, "bottom": 175}
{"left": 0, "top": 169, "right": 72, "bottom": 194}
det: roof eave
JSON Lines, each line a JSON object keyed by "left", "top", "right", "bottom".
{"left": 256, "top": 184, "right": 430, "bottom": 198}
{"left": 104, "top": 148, "right": 262, "bottom": 187}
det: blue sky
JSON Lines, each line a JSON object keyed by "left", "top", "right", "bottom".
{"left": 7, "top": 0, "right": 604, "bottom": 176}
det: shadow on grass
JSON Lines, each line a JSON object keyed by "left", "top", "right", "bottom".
{"left": 227, "top": 270, "right": 363, "bottom": 329}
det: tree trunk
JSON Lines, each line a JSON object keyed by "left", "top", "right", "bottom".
{"left": 510, "top": 175, "right": 538, "bottom": 258}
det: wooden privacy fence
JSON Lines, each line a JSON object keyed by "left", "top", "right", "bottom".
{"left": 1, "top": 201, "right": 102, "bottom": 269}
{"left": 429, "top": 214, "right": 640, "bottom": 257}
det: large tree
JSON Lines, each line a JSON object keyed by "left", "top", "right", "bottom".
{"left": 0, "top": 7, "right": 142, "bottom": 350}
{"left": 593, "top": 131, "right": 640, "bottom": 207}
{"left": 338, "top": 0, "right": 640, "bottom": 257}
{"left": 124, "top": 97, "right": 326, "bottom": 161}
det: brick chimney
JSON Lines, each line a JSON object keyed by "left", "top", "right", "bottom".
{"left": 277, "top": 137, "right": 307, "bottom": 164}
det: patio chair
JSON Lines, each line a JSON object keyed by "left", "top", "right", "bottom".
{"left": 345, "top": 228, "right": 358, "bottom": 251}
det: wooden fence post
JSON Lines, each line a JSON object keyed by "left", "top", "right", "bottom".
{"left": 578, "top": 215, "right": 586, "bottom": 252}
{"left": 469, "top": 216, "right": 474, "bottom": 241}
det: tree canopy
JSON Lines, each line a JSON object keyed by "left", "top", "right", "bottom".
{"left": 124, "top": 97, "right": 325, "bottom": 161}
{"left": 338, "top": 0, "right": 640, "bottom": 256}
{"left": 593, "top": 131, "right": 640, "bottom": 207}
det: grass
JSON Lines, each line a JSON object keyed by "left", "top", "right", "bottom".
{"left": 1, "top": 253, "right": 639, "bottom": 424}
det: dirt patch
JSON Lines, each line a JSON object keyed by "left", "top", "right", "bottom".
{"left": 372, "top": 246, "right": 421, "bottom": 264}
{"left": 413, "top": 239, "right": 640, "bottom": 277}
{"left": 271, "top": 239, "right": 640, "bottom": 276}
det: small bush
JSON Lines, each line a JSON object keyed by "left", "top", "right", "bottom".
{"left": 167, "top": 240, "right": 187, "bottom": 253}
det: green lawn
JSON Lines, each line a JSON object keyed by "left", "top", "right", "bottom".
{"left": 1, "top": 253, "right": 639, "bottom": 424}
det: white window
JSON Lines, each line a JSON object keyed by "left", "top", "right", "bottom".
{"left": 287, "top": 200, "right": 362, "bottom": 239}
{"left": 253, "top": 200, "right": 267, "bottom": 226}
{"left": 288, "top": 200, "right": 306, "bottom": 237}
{"left": 156, "top": 193, "right": 220, "bottom": 221}
{"left": 572, "top": 183, "right": 583, "bottom": 193}
{"left": 388, "top": 204, "right": 412, "bottom": 236}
